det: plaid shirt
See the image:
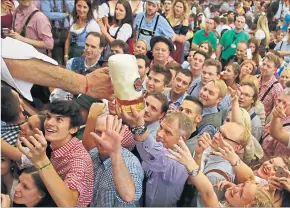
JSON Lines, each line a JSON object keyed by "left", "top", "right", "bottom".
{"left": 1, "top": 122, "right": 23, "bottom": 146}
{"left": 262, "top": 116, "right": 290, "bottom": 157}
{"left": 89, "top": 147, "right": 144, "bottom": 207}
{"left": 122, "top": 129, "right": 136, "bottom": 151}
{"left": 259, "top": 75, "right": 283, "bottom": 117}
{"left": 51, "top": 137, "right": 94, "bottom": 207}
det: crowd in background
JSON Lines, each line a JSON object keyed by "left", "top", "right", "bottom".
{"left": 1, "top": 0, "right": 290, "bottom": 207}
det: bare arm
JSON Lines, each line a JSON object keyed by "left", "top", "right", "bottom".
{"left": 228, "top": 87, "right": 241, "bottom": 123}
{"left": 275, "top": 50, "right": 290, "bottom": 57}
{"left": 1, "top": 140, "right": 22, "bottom": 162}
{"left": 64, "top": 31, "right": 70, "bottom": 64}
{"left": 216, "top": 44, "right": 223, "bottom": 60}
{"left": 18, "top": 36, "right": 53, "bottom": 50}
{"left": 3, "top": 59, "right": 114, "bottom": 99}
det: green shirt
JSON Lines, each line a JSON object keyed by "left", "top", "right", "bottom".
{"left": 192, "top": 29, "right": 217, "bottom": 50}
{"left": 219, "top": 29, "right": 249, "bottom": 60}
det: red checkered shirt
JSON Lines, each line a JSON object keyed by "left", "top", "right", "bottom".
{"left": 122, "top": 128, "right": 136, "bottom": 151}
{"left": 51, "top": 137, "right": 94, "bottom": 207}
{"left": 262, "top": 116, "right": 290, "bottom": 157}
{"left": 259, "top": 76, "right": 283, "bottom": 117}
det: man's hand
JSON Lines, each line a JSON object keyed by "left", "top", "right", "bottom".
{"left": 217, "top": 138, "right": 240, "bottom": 166}
{"left": 86, "top": 67, "right": 114, "bottom": 100}
{"left": 5, "top": 30, "right": 23, "bottom": 41}
{"left": 117, "top": 105, "right": 145, "bottom": 128}
{"left": 195, "top": 133, "right": 212, "bottom": 155}
{"left": 272, "top": 102, "right": 287, "bottom": 119}
{"left": 90, "top": 116, "right": 127, "bottom": 156}
{"left": 1, "top": 194, "right": 11, "bottom": 208}
{"left": 228, "top": 86, "right": 241, "bottom": 104}
{"left": 16, "top": 128, "right": 49, "bottom": 168}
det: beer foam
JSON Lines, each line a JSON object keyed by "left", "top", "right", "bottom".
{"left": 108, "top": 54, "right": 143, "bottom": 100}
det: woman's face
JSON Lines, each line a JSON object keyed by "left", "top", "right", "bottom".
{"left": 115, "top": 3, "right": 126, "bottom": 21}
{"left": 280, "top": 72, "right": 290, "bottom": 88}
{"left": 277, "top": 32, "right": 284, "bottom": 41}
{"left": 76, "top": 0, "right": 89, "bottom": 19}
{"left": 249, "top": 43, "right": 256, "bottom": 54}
{"left": 134, "top": 41, "right": 147, "bottom": 55}
{"left": 240, "top": 63, "right": 254, "bottom": 77}
{"left": 199, "top": 43, "right": 209, "bottom": 53}
{"left": 19, "top": 115, "right": 41, "bottom": 139}
{"left": 257, "top": 157, "right": 288, "bottom": 179}
{"left": 13, "top": 173, "right": 44, "bottom": 207}
{"left": 225, "top": 182, "right": 257, "bottom": 207}
{"left": 223, "top": 65, "right": 237, "bottom": 81}
{"left": 1, "top": 157, "right": 11, "bottom": 176}
{"left": 152, "top": 42, "right": 170, "bottom": 63}
{"left": 174, "top": 2, "right": 184, "bottom": 16}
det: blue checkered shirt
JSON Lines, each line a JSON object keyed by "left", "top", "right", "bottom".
{"left": 1, "top": 122, "right": 22, "bottom": 146}
{"left": 89, "top": 147, "right": 144, "bottom": 207}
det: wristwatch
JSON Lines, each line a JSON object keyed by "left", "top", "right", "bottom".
{"left": 231, "top": 158, "right": 241, "bottom": 167}
{"left": 188, "top": 167, "right": 200, "bottom": 177}
{"left": 131, "top": 125, "right": 147, "bottom": 135}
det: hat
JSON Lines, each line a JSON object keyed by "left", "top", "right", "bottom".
{"left": 150, "top": 36, "right": 175, "bottom": 54}
{"left": 147, "top": 0, "right": 161, "bottom": 4}
{"left": 76, "top": 94, "right": 102, "bottom": 110}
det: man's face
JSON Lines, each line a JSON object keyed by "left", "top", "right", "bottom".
{"left": 199, "top": 81, "right": 221, "bottom": 108}
{"left": 179, "top": 100, "right": 201, "bottom": 124}
{"left": 172, "top": 72, "right": 191, "bottom": 95}
{"left": 190, "top": 53, "right": 205, "bottom": 73}
{"left": 238, "top": 85, "right": 255, "bottom": 109}
{"left": 228, "top": 12, "right": 235, "bottom": 19}
{"left": 164, "top": 0, "right": 173, "bottom": 11}
{"left": 146, "top": 70, "right": 167, "bottom": 93}
{"left": 110, "top": 46, "right": 124, "bottom": 55}
{"left": 276, "top": 94, "right": 290, "bottom": 115}
{"left": 144, "top": 95, "right": 165, "bottom": 124}
{"left": 152, "top": 42, "right": 170, "bottom": 63}
{"left": 201, "top": 65, "right": 218, "bottom": 86}
{"left": 85, "top": 35, "right": 103, "bottom": 60}
{"left": 156, "top": 118, "right": 180, "bottom": 149}
{"left": 18, "top": 0, "right": 32, "bottom": 7}
{"left": 136, "top": 58, "right": 149, "bottom": 81}
{"left": 235, "top": 16, "right": 246, "bottom": 30}
{"left": 146, "top": 1, "right": 159, "bottom": 17}
{"left": 211, "top": 122, "right": 244, "bottom": 151}
{"left": 44, "top": 112, "right": 77, "bottom": 144}
{"left": 187, "top": 50, "right": 196, "bottom": 62}
{"left": 205, "top": 19, "right": 215, "bottom": 31}
{"left": 260, "top": 57, "right": 276, "bottom": 78}
{"left": 236, "top": 43, "right": 247, "bottom": 60}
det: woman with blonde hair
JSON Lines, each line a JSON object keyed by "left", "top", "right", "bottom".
{"left": 222, "top": 62, "right": 240, "bottom": 90}
{"left": 166, "top": 0, "right": 189, "bottom": 63}
{"left": 256, "top": 15, "right": 270, "bottom": 57}
{"left": 239, "top": 60, "right": 256, "bottom": 82}
{"left": 280, "top": 68, "right": 290, "bottom": 89}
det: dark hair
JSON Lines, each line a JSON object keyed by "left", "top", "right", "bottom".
{"left": 72, "top": 0, "right": 94, "bottom": 23}
{"left": 110, "top": 39, "right": 129, "bottom": 54}
{"left": 203, "top": 59, "right": 222, "bottom": 75}
{"left": 184, "top": 96, "right": 204, "bottom": 114}
{"left": 47, "top": 100, "right": 83, "bottom": 129}
{"left": 1, "top": 86, "right": 20, "bottom": 123}
{"left": 114, "top": 0, "right": 133, "bottom": 26}
{"left": 226, "top": 62, "right": 241, "bottom": 83}
{"left": 86, "top": 32, "right": 106, "bottom": 48}
{"left": 146, "top": 91, "right": 169, "bottom": 113}
{"left": 177, "top": 68, "right": 194, "bottom": 83}
{"left": 13, "top": 167, "right": 57, "bottom": 207}
{"left": 135, "top": 54, "right": 150, "bottom": 68}
{"left": 197, "top": 43, "right": 212, "bottom": 57}
{"left": 240, "top": 81, "right": 259, "bottom": 105}
{"left": 165, "top": 62, "right": 182, "bottom": 75}
{"left": 149, "top": 64, "right": 172, "bottom": 85}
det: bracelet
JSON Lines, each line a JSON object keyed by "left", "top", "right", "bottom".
{"left": 37, "top": 162, "right": 51, "bottom": 171}
{"left": 85, "top": 75, "right": 89, "bottom": 94}
{"left": 231, "top": 158, "right": 241, "bottom": 167}
{"left": 64, "top": 55, "right": 69, "bottom": 58}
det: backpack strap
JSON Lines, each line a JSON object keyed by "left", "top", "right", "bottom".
{"left": 18, "top": 10, "right": 40, "bottom": 37}
{"left": 137, "top": 15, "right": 145, "bottom": 39}
{"left": 152, "top": 14, "right": 160, "bottom": 36}
{"left": 204, "top": 169, "right": 232, "bottom": 182}
{"left": 260, "top": 81, "right": 279, "bottom": 102}
{"left": 279, "top": 41, "right": 285, "bottom": 50}
{"left": 250, "top": 112, "right": 257, "bottom": 120}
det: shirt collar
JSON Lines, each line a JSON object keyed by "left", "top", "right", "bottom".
{"left": 51, "top": 137, "right": 79, "bottom": 157}
{"left": 147, "top": 120, "right": 160, "bottom": 132}
{"left": 167, "top": 91, "right": 188, "bottom": 105}
{"left": 202, "top": 106, "right": 218, "bottom": 116}
{"left": 260, "top": 75, "right": 278, "bottom": 88}
{"left": 84, "top": 56, "right": 100, "bottom": 69}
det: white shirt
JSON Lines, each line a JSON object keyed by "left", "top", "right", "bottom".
{"left": 1, "top": 37, "right": 58, "bottom": 101}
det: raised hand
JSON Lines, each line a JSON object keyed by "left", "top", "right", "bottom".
{"left": 16, "top": 128, "right": 48, "bottom": 168}
{"left": 90, "top": 115, "right": 127, "bottom": 155}
{"left": 228, "top": 86, "right": 241, "bottom": 104}
{"left": 195, "top": 133, "right": 212, "bottom": 155}
{"left": 217, "top": 138, "right": 240, "bottom": 166}
{"left": 116, "top": 105, "right": 145, "bottom": 128}
{"left": 88, "top": 103, "right": 106, "bottom": 119}
{"left": 1, "top": 194, "right": 11, "bottom": 208}
{"left": 272, "top": 101, "right": 287, "bottom": 119}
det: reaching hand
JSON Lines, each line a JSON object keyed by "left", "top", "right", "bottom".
{"left": 195, "top": 133, "right": 212, "bottom": 155}
{"left": 272, "top": 102, "right": 287, "bottom": 119}
{"left": 166, "top": 139, "right": 198, "bottom": 172}
{"left": 217, "top": 138, "right": 240, "bottom": 166}
{"left": 88, "top": 103, "right": 106, "bottom": 119}
{"left": 1, "top": 194, "right": 11, "bottom": 208}
{"left": 86, "top": 67, "right": 114, "bottom": 100}
{"left": 116, "top": 105, "right": 145, "bottom": 128}
{"left": 90, "top": 116, "right": 127, "bottom": 155}
{"left": 16, "top": 129, "right": 48, "bottom": 168}
{"left": 228, "top": 86, "right": 241, "bottom": 104}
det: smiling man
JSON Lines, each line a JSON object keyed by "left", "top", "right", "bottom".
{"left": 17, "top": 100, "right": 94, "bottom": 207}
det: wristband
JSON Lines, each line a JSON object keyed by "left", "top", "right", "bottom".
{"left": 85, "top": 76, "right": 89, "bottom": 94}
{"left": 37, "top": 162, "right": 51, "bottom": 171}
{"left": 64, "top": 55, "right": 69, "bottom": 58}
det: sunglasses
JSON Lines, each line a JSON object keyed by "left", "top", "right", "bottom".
{"left": 216, "top": 127, "right": 240, "bottom": 145}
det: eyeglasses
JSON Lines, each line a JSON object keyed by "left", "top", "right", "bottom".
{"left": 216, "top": 127, "right": 240, "bottom": 145}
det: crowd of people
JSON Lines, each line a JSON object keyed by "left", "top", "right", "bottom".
{"left": 1, "top": 0, "right": 290, "bottom": 207}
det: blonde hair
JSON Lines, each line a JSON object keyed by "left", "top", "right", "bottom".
{"left": 257, "top": 15, "right": 270, "bottom": 48}
{"left": 167, "top": 0, "right": 189, "bottom": 27}
{"left": 240, "top": 75, "right": 259, "bottom": 90}
{"left": 281, "top": 68, "right": 290, "bottom": 77}
{"left": 212, "top": 79, "right": 227, "bottom": 99}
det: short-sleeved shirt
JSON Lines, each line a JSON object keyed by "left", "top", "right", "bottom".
{"left": 134, "top": 13, "right": 175, "bottom": 51}
{"left": 13, "top": 4, "right": 54, "bottom": 54}
{"left": 192, "top": 29, "right": 217, "bottom": 50}
{"left": 109, "top": 23, "right": 133, "bottom": 42}
{"left": 89, "top": 147, "right": 144, "bottom": 207}
{"left": 219, "top": 29, "right": 249, "bottom": 60}
{"left": 259, "top": 75, "right": 283, "bottom": 117}
{"left": 51, "top": 137, "right": 94, "bottom": 207}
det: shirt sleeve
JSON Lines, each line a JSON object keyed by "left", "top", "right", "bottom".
{"left": 192, "top": 31, "right": 200, "bottom": 44}
{"left": 158, "top": 16, "right": 176, "bottom": 38}
{"left": 198, "top": 124, "right": 217, "bottom": 138}
{"left": 116, "top": 23, "right": 133, "bottom": 42}
{"left": 133, "top": 13, "right": 141, "bottom": 30}
{"left": 86, "top": 19, "right": 101, "bottom": 33}
{"left": 35, "top": 13, "right": 54, "bottom": 48}
{"left": 66, "top": 58, "right": 73, "bottom": 70}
